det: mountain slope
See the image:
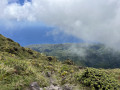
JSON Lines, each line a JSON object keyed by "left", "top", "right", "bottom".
{"left": 26, "top": 43, "right": 120, "bottom": 68}
{"left": 0, "top": 34, "right": 120, "bottom": 90}
{"left": 0, "top": 34, "right": 42, "bottom": 59}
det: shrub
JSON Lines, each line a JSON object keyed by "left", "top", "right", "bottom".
{"left": 63, "top": 59, "right": 74, "bottom": 65}
{"left": 47, "top": 56, "right": 57, "bottom": 62}
{"left": 76, "top": 68, "right": 120, "bottom": 90}
{"left": 60, "top": 65, "right": 70, "bottom": 72}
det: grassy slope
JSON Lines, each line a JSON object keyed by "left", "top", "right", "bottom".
{"left": 0, "top": 34, "right": 120, "bottom": 90}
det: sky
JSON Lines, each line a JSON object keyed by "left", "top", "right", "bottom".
{"left": 0, "top": 21, "right": 82, "bottom": 46}
{"left": 0, "top": 0, "right": 82, "bottom": 46}
{"left": 1, "top": 0, "right": 120, "bottom": 49}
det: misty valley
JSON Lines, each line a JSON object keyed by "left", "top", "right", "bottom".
{"left": 26, "top": 43, "right": 120, "bottom": 69}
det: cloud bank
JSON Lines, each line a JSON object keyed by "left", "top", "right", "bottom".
{"left": 1, "top": 0, "right": 120, "bottom": 49}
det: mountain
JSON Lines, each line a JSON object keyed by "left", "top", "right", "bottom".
{"left": 0, "top": 34, "right": 120, "bottom": 90}
{"left": 0, "top": 34, "right": 43, "bottom": 59}
{"left": 26, "top": 43, "right": 120, "bottom": 68}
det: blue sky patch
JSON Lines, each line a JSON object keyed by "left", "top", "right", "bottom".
{"left": 0, "top": 22, "right": 83, "bottom": 46}
{"left": 8, "top": 0, "right": 31, "bottom": 5}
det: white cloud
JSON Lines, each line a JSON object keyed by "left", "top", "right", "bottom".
{"left": 1, "top": 0, "right": 120, "bottom": 49}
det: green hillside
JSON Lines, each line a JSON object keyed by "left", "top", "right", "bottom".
{"left": 0, "top": 34, "right": 120, "bottom": 90}
{"left": 26, "top": 43, "right": 120, "bottom": 68}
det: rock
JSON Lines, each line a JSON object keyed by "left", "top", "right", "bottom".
{"left": 44, "top": 84, "right": 62, "bottom": 90}
{"left": 29, "top": 82, "right": 72, "bottom": 90}
{"left": 63, "top": 84, "right": 73, "bottom": 90}
{"left": 39, "top": 88, "right": 43, "bottom": 90}
{"left": 30, "top": 82, "right": 40, "bottom": 90}
{"left": 49, "top": 84, "right": 55, "bottom": 89}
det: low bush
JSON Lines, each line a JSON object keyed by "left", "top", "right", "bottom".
{"left": 63, "top": 59, "right": 74, "bottom": 65}
{"left": 76, "top": 68, "right": 120, "bottom": 90}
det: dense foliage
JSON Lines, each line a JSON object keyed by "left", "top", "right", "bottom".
{"left": 76, "top": 68, "right": 120, "bottom": 90}
{"left": 26, "top": 43, "right": 120, "bottom": 68}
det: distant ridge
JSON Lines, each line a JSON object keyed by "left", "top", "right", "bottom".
{"left": 26, "top": 43, "right": 120, "bottom": 68}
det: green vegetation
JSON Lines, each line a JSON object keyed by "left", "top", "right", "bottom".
{"left": 0, "top": 34, "right": 120, "bottom": 90}
{"left": 76, "top": 68, "right": 120, "bottom": 90}
{"left": 26, "top": 43, "right": 120, "bottom": 68}
{"left": 0, "top": 34, "right": 41, "bottom": 59}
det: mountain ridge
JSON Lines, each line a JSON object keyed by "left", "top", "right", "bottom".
{"left": 26, "top": 43, "right": 120, "bottom": 68}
